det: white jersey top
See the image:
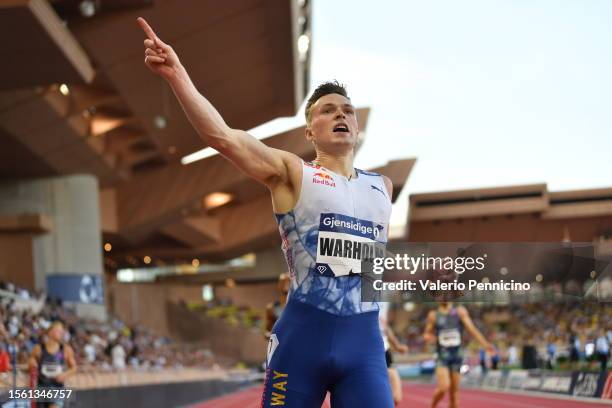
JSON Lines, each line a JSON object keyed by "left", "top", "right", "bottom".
{"left": 276, "top": 161, "right": 392, "bottom": 316}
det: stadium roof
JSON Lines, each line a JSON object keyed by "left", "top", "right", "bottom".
{"left": 407, "top": 184, "right": 612, "bottom": 243}
{"left": 0, "top": 0, "right": 310, "bottom": 182}
{"left": 0, "top": 0, "right": 318, "bottom": 269}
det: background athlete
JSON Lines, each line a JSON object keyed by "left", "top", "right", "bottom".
{"left": 424, "top": 301, "right": 494, "bottom": 408}
{"left": 138, "top": 17, "right": 395, "bottom": 407}
{"left": 28, "top": 321, "right": 77, "bottom": 408}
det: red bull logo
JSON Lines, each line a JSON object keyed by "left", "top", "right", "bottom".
{"left": 312, "top": 171, "right": 336, "bottom": 187}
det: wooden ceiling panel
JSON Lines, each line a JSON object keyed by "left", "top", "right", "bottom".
{"left": 0, "top": 0, "right": 94, "bottom": 89}
{"left": 68, "top": 0, "right": 264, "bottom": 68}
{"left": 102, "top": 53, "right": 278, "bottom": 161}
{"left": 200, "top": 195, "right": 278, "bottom": 255}
{"left": 161, "top": 215, "right": 221, "bottom": 248}
{"left": 0, "top": 127, "right": 57, "bottom": 179}
{"left": 67, "top": 0, "right": 300, "bottom": 161}
{"left": 0, "top": 91, "right": 69, "bottom": 136}
{"left": 102, "top": 30, "right": 277, "bottom": 159}
{"left": 0, "top": 89, "right": 39, "bottom": 113}
{"left": 0, "top": 90, "right": 121, "bottom": 185}
{"left": 112, "top": 195, "right": 279, "bottom": 261}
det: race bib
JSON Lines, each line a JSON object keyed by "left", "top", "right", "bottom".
{"left": 316, "top": 213, "right": 386, "bottom": 277}
{"left": 41, "top": 363, "right": 63, "bottom": 378}
{"left": 438, "top": 329, "right": 461, "bottom": 348}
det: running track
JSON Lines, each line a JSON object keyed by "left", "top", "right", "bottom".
{"left": 191, "top": 382, "right": 608, "bottom": 407}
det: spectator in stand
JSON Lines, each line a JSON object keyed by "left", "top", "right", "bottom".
{"left": 491, "top": 345, "right": 500, "bottom": 370}
{"left": 595, "top": 329, "right": 610, "bottom": 371}
{"left": 479, "top": 348, "right": 488, "bottom": 374}
{"left": 0, "top": 342, "right": 12, "bottom": 374}
{"left": 111, "top": 339, "right": 126, "bottom": 370}
{"left": 546, "top": 340, "right": 557, "bottom": 369}
{"left": 18, "top": 288, "right": 30, "bottom": 300}
{"left": 569, "top": 331, "right": 581, "bottom": 368}
{"left": 507, "top": 343, "right": 519, "bottom": 367}
{"left": 522, "top": 337, "right": 539, "bottom": 369}
{"left": 83, "top": 333, "right": 96, "bottom": 365}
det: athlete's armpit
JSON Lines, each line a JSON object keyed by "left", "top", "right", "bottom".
{"left": 268, "top": 154, "right": 303, "bottom": 214}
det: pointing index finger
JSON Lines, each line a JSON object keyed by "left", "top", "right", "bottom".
{"left": 137, "top": 17, "right": 157, "bottom": 41}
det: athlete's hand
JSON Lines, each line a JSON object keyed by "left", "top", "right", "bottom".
{"left": 55, "top": 373, "right": 66, "bottom": 384}
{"left": 485, "top": 343, "right": 496, "bottom": 355}
{"left": 137, "top": 17, "right": 181, "bottom": 81}
{"left": 396, "top": 344, "right": 408, "bottom": 354}
{"left": 423, "top": 333, "right": 436, "bottom": 344}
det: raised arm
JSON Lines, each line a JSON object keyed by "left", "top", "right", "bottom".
{"left": 137, "top": 18, "right": 300, "bottom": 193}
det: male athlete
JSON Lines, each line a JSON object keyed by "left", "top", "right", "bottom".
{"left": 28, "top": 321, "right": 77, "bottom": 408}
{"left": 138, "top": 17, "right": 395, "bottom": 407}
{"left": 424, "top": 301, "right": 494, "bottom": 408}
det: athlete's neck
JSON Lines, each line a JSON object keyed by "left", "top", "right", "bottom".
{"left": 438, "top": 302, "right": 452, "bottom": 312}
{"left": 313, "top": 151, "right": 356, "bottom": 179}
{"left": 45, "top": 339, "right": 60, "bottom": 352}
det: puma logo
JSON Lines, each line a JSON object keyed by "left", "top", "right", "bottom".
{"left": 371, "top": 184, "right": 386, "bottom": 197}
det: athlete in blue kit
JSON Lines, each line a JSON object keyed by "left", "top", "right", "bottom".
{"left": 138, "top": 17, "right": 394, "bottom": 407}
{"left": 424, "top": 301, "right": 494, "bottom": 408}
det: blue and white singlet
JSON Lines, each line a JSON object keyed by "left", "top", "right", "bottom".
{"left": 275, "top": 161, "right": 392, "bottom": 316}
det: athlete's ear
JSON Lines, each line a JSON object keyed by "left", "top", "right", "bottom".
{"left": 305, "top": 127, "right": 314, "bottom": 144}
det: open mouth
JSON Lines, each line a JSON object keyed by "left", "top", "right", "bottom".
{"left": 333, "top": 124, "right": 349, "bottom": 133}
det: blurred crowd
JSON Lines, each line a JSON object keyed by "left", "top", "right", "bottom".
{"left": 0, "top": 282, "right": 216, "bottom": 380}
{"left": 396, "top": 300, "right": 611, "bottom": 371}
{"left": 0, "top": 278, "right": 609, "bottom": 380}
{"left": 0, "top": 282, "right": 41, "bottom": 301}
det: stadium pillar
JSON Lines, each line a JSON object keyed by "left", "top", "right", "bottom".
{"left": 0, "top": 174, "right": 106, "bottom": 319}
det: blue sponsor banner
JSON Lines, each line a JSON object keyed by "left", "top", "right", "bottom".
{"left": 571, "top": 371, "right": 607, "bottom": 398}
{"left": 46, "top": 274, "right": 104, "bottom": 304}
{"left": 319, "top": 213, "right": 384, "bottom": 240}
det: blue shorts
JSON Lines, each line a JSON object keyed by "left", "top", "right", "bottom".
{"left": 261, "top": 300, "right": 393, "bottom": 408}
{"left": 437, "top": 347, "right": 463, "bottom": 372}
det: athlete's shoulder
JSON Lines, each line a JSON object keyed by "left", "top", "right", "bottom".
{"left": 63, "top": 343, "right": 75, "bottom": 355}
{"left": 455, "top": 304, "right": 469, "bottom": 316}
{"left": 357, "top": 169, "right": 392, "bottom": 198}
